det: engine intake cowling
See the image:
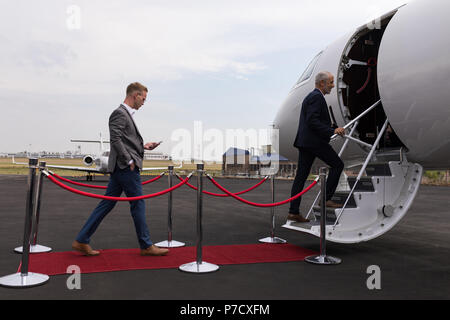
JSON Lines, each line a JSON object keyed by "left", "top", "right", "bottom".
{"left": 83, "top": 155, "right": 94, "bottom": 167}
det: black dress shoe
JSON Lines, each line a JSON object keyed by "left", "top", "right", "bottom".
{"left": 287, "top": 214, "right": 310, "bottom": 223}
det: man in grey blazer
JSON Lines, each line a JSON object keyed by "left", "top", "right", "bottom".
{"left": 72, "top": 82, "right": 168, "bottom": 256}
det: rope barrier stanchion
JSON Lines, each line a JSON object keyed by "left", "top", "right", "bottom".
{"left": 156, "top": 166, "right": 185, "bottom": 248}
{"left": 15, "top": 162, "right": 52, "bottom": 254}
{"left": 305, "top": 167, "right": 342, "bottom": 265}
{"left": 0, "top": 158, "right": 49, "bottom": 288}
{"left": 179, "top": 164, "right": 219, "bottom": 274}
{"left": 259, "top": 174, "right": 287, "bottom": 244}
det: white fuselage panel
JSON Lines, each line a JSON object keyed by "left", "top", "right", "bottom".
{"left": 377, "top": 0, "right": 450, "bottom": 168}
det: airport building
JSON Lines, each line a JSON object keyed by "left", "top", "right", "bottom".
{"left": 222, "top": 147, "right": 296, "bottom": 177}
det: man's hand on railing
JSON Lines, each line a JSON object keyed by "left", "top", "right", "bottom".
{"left": 334, "top": 127, "right": 345, "bottom": 136}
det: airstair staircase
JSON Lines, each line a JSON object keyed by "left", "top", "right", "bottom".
{"left": 282, "top": 100, "right": 423, "bottom": 243}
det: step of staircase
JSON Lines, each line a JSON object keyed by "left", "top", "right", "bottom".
{"left": 347, "top": 176, "right": 375, "bottom": 192}
{"left": 283, "top": 219, "right": 335, "bottom": 232}
{"left": 365, "top": 163, "right": 392, "bottom": 176}
{"left": 330, "top": 191, "right": 357, "bottom": 207}
{"left": 313, "top": 207, "right": 338, "bottom": 223}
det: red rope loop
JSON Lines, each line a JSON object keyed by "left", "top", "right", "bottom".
{"left": 140, "top": 172, "right": 166, "bottom": 185}
{"left": 44, "top": 171, "right": 192, "bottom": 201}
{"left": 175, "top": 173, "right": 268, "bottom": 197}
{"left": 49, "top": 173, "right": 107, "bottom": 189}
{"left": 206, "top": 174, "right": 318, "bottom": 207}
{"left": 50, "top": 172, "right": 165, "bottom": 189}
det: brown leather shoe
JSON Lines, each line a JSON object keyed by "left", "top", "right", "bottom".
{"left": 140, "top": 245, "right": 169, "bottom": 256}
{"left": 325, "top": 200, "right": 342, "bottom": 208}
{"left": 72, "top": 240, "right": 100, "bottom": 256}
{"left": 318, "top": 199, "right": 343, "bottom": 208}
{"left": 287, "top": 214, "right": 310, "bottom": 223}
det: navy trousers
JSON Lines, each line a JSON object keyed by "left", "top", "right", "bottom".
{"left": 76, "top": 166, "right": 152, "bottom": 249}
{"left": 289, "top": 145, "right": 344, "bottom": 215}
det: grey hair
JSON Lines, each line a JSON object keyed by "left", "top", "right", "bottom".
{"left": 315, "top": 71, "right": 332, "bottom": 85}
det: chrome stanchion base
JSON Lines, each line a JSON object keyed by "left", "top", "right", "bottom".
{"left": 179, "top": 261, "right": 219, "bottom": 274}
{"left": 305, "top": 254, "right": 342, "bottom": 265}
{"left": 259, "top": 236, "right": 287, "bottom": 244}
{"left": 155, "top": 240, "right": 185, "bottom": 248}
{"left": 0, "top": 272, "right": 49, "bottom": 288}
{"left": 14, "top": 244, "right": 52, "bottom": 254}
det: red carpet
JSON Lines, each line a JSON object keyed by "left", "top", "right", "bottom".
{"left": 25, "top": 243, "right": 316, "bottom": 276}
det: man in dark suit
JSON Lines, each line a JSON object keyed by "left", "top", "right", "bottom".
{"left": 288, "top": 72, "right": 345, "bottom": 223}
{"left": 72, "top": 82, "right": 169, "bottom": 256}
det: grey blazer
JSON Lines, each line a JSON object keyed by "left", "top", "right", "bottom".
{"left": 108, "top": 104, "right": 144, "bottom": 173}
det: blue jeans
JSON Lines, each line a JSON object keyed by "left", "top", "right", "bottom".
{"left": 76, "top": 166, "right": 152, "bottom": 249}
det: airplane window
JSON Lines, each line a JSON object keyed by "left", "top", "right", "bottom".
{"left": 295, "top": 51, "right": 323, "bottom": 86}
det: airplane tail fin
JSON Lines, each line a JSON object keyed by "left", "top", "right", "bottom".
{"left": 71, "top": 133, "right": 110, "bottom": 152}
{"left": 100, "top": 133, "right": 104, "bottom": 152}
{"left": 12, "top": 155, "right": 29, "bottom": 165}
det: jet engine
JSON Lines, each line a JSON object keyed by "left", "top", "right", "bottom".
{"left": 83, "top": 155, "right": 95, "bottom": 167}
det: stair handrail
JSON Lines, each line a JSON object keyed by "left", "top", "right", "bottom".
{"left": 333, "top": 119, "right": 389, "bottom": 228}
{"left": 330, "top": 99, "right": 381, "bottom": 141}
{"left": 338, "top": 120, "right": 360, "bottom": 158}
{"left": 342, "top": 135, "right": 373, "bottom": 149}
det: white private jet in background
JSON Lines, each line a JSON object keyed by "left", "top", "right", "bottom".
{"left": 13, "top": 134, "right": 181, "bottom": 180}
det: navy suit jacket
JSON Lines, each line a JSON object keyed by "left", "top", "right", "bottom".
{"left": 293, "top": 88, "right": 335, "bottom": 149}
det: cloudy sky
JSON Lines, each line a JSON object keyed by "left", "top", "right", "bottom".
{"left": 0, "top": 0, "right": 408, "bottom": 157}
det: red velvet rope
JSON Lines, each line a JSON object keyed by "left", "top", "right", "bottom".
{"left": 207, "top": 175, "right": 318, "bottom": 207}
{"left": 50, "top": 172, "right": 165, "bottom": 189}
{"left": 176, "top": 174, "right": 268, "bottom": 197}
{"left": 140, "top": 173, "right": 165, "bottom": 185}
{"left": 50, "top": 173, "right": 107, "bottom": 189}
{"left": 45, "top": 172, "right": 191, "bottom": 201}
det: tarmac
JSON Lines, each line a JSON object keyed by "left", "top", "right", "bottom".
{"left": 0, "top": 174, "right": 449, "bottom": 302}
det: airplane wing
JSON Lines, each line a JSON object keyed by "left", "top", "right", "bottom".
{"left": 12, "top": 156, "right": 104, "bottom": 178}
{"left": 70, "top": 139, "right": 110, "bottom": 143}
{"left": 11, "top": 156, "right": 28, "bottom": 165}
{"left": 141, "top": 163, "right": 183, "bottom": 171}
{"left": 48, "top": 163, "right": 181, "bottom": 173}
{"left": 13, "top": 155, "right": 181, "bottom": 173}
{"left": 45, "top": 164, "right": 102, "bottom": 173}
